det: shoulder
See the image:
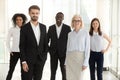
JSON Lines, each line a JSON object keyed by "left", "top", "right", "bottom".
{"left": 68, "top": 31, "right": 73, "bottom": 36}
{"left": 63, "top": 24, "right": 70, "bottom": 27}
{"left": 48, "top": 24, "right": 55, "bottom": 29}
{"left": 102, "top": 32, "right": 107, "bottom": 37}
{"left": 63, "top": 24, "right": 71, "bottom": 32}
{"left": 8, "top": 27, "right": 15, "bottom": 33}
{"left": 99, "top": 31, "right": 105, "bottom": 37}
{"left": 39, "top": 23, "right": 46, "bottom": 27}
{"left": 81, "top": 29, "right": 90, "bottom": 38}
{"left": 81, "top": 29, "right": 89, "bottom": 34}
{"left": 21, "top": 22, "right": 30, "bottom": 31}
{"left": 49, "top": 24, "right": 55, "bottom": 28}
{"left": 9, "top": 27, "right": 15, "bottom": 30}
{"left": 63, "top": 24, "right": 71, "bottom": 29}
{"left": 39, "top": 23, "right": 46, "bottom": 30}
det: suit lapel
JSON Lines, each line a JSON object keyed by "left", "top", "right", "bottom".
{"left": 28, "top": 22, "right": 38, "bottom": 46}
{"left": 38, "top": 23, "right": 44, "bottom": 46}
{"left": 53, "top": 25, "right": 58, "bottom": 39}
{"left": 59, "top": 24, "right": 64, "bottom": 39}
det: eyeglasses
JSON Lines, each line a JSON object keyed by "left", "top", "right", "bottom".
{"left": 72, "top": 20, "right": 81, "bottom": 23}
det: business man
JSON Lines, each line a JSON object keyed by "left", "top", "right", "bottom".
{"left": 19, "top": 5, "right": 47, "bottom": 80}
{"left": 48, "top": 12, "right": 71, "bottom": 80}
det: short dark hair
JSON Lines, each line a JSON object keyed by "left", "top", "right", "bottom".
{"left": 56, "top": 12, "right": 64, "bottom": 17}
{"left": 12, "top": 13, "right": 27, "bottom": 27}
{"left": 29, "top": 5, "right": 40, "bottom": 12}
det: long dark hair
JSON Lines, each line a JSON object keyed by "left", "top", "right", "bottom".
{"left": 89, "top": 18, "right": 102, "bottom": 36}
{"left": 12, "top": 13, "right": 27, "bottom": 27}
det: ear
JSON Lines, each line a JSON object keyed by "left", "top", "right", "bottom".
{"left": 62, "top": 17, "right": 64, "bottom": 20}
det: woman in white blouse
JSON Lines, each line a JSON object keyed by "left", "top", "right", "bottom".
{"left": 6, "top": 13, "right": 27, "bottom": 80}
{"left": 89, "top": 18, "right": 111, "bottom": 80}
{"left": 65, "top": 14, "right": 90, "bottom": 80}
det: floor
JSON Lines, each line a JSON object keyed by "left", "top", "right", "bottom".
{"left": 0, "top": 54, "right": 119, "bottom": 80}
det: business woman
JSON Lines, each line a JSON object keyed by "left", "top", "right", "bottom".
{"left": 65, "top": 14, "right": 90, "bottom": 80}
{"left": 6, "top": 13, "right": 27, "bottom": 80}
{"left": 89, "top": 18, "right": 111, "bottom": 80}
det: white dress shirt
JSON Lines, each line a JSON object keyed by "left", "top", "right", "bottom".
{"left": 55, "top": 23, "right": 63, "bottom": 38}
{"left": 30, "top": 22, "right": 40, "bottom": 45}
{"left": 90, "top": 31, "right": 104, "bottom": 52}
{"left": 6, "top": 26, "right": 20, "bottom": 53}
{"left": 66, "top": 28, "right": 90, "bottom": 66}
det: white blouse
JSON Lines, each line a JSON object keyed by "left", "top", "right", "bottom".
{"left": 66, "top": 28, "right": 90, "bottom": 66}
{"left": 6, "top": 26, "right": 20, "bottom": 53}
{"left": 90, "top": 31, "right": 104, "bottom": 52}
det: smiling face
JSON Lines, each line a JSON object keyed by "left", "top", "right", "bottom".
{"left": 55, "top": 13, "right": 64, "bottom": 26}
{"left": 72, "top": 15, "right": 82, "bottom": 29}
{"left": 92, "top": 20, "right": 100, "bottom": 31}
{"left": 16, "top": 16, "right": 23, "bottom": 27}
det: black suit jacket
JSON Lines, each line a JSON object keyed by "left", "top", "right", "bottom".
{"left": 20, "top": 22, "right": 48, "bottom": 64}
{"left": 48, "top": 24, "right": 71, "bottom": 57}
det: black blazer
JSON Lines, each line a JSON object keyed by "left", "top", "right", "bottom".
{"left": 48, "top": 24, "right": 71, "bottom": 57}
{"left": 19, "top": 22, "right": 48, "bottom": 63}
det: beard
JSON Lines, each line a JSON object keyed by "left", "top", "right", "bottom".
{"left": 31, "top": 16, "right": 38, "bottom": 21}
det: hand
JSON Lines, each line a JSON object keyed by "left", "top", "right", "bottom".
{"left": 10, "top": 52, "right": 13, "bottom": 56}
{"left": 22, "top": 63, "right": 29, "bottom": 72}
{"left": 82, "top": 66, "right": 87, "bottom": 71}
{"left": 64, "top": 65, "right": 66, "bottom": 69}
{"left": 101, "top": 49, "right": 107, "bottom": 54}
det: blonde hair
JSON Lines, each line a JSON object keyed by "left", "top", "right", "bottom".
{"left": 71, "top": 14, "right": 83, "bottom": 28}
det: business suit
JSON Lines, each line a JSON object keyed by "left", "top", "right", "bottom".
{"left": 19, "top": 22, "right": 47, "bottom": 80}
{"left": 48, "top": 24, "right": 71, "bottom": 80}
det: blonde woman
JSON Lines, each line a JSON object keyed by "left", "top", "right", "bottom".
{"left": 65, "top": 14, "right": 90, "bottom": 80}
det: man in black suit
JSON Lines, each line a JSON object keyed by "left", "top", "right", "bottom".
{"left": 48, "top": 12, "right": 71, "bottom": 80}
{"left": 19, "top": 5, "right": 47, "bottom": 80}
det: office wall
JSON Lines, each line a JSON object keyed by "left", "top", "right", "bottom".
{"left": 0, "top": 0, "right": 8, "bottom": 63}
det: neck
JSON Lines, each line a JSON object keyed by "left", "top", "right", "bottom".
{"left": 31, "top": 20, "right": 38, "bottom": 26}
{"left": 56, "top": 22, "right": 62, "bottom": 27}
{"left": 75, "top": 26, "right": 82, "bottom": 32}
{"left": 94, "top": 29, "right": 98, "bottom": 32}
{"left": 57, "top": 24, "right": 61, "bottom": 27}
{"left": 17, "top": 25, "right": 21, "bottom": 28}
{"left": 74, "top": 27, "right": 81, "bottom": 32}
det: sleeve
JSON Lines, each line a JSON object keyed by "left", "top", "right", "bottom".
{"left": 44, "top": 26, "right": 48, "bottom": 54}
{"left": 64, "top": 33, "right": 70, "bottom": 65}
{"left": 83, "top": 32, "right": 90, "bottom": 67}
{"left": 6, "top": 28, "right": 12, "bottom": 53}
{"left": 19, "top": 27, "right": 26, "bottom": 62}
{"left": 47, "top": 27, "right": 51, "bottom": 50}
{"left": 66, "top": 33, "right": 71, "bottom": 53}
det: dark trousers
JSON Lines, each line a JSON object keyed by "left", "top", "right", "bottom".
{"left": 6, "top": 52, "right": 21, "bottom": 80}
{"left": 50, "top": 53, "right": 66, "bottom": 80}
{"left": 21, "top": 56, "right": 46, "bottom": 80}
{"left": 89, "top": 51, "right": 104, "bottom": 80}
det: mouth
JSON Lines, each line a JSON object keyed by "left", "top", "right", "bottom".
{"left": 57, "top": 19, "right": 61, "bottom": 22}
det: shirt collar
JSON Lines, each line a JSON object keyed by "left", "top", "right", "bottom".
{"left": 55, "top": 23, "right": 63, "bottom": 28}
{"left": 73, "top": 28, "right": 83, "bottom": 33}
{"left": 30, "top": 22, "right": 39, "bottom": 28}
{"left": 93, "top": 31, "right": 98, "bottom": 35}
{"left": 16, "top": 25, "right": 20, "bottom": 29}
